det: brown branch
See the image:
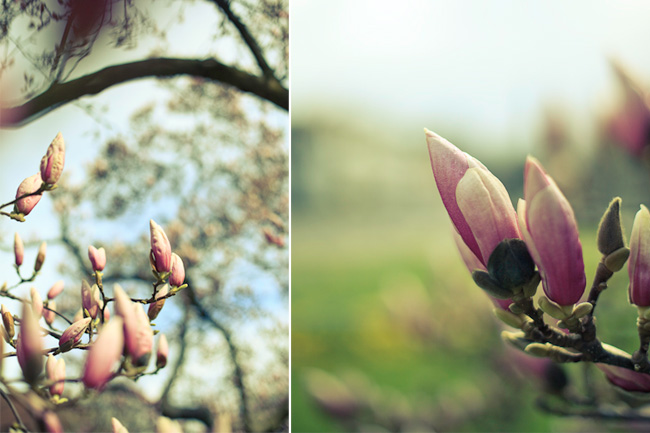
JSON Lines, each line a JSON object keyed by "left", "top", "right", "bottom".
{"left": 0, "top": 57, "right": 288, "bottom": 127}
{"left": 209, "top": 0, "right": 275, "bottom": 78}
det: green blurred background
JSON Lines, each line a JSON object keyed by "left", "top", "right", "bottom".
{"left": 291, "top": 1, "right": 650, "bottom": 431}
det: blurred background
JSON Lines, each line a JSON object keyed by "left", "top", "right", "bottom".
{"left": 291, "top": 1, "right": 650, "bottom": 431}
{"left": 0, "top": 1, "right": 287, "bottom": 432}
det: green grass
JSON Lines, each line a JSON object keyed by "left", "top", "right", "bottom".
{"left": 292, "top": 213, "right": 644, "bottom": 432}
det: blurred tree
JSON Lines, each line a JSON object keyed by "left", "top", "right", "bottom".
{"left": 0, "top": 0, "right": 288, "bottom": 432}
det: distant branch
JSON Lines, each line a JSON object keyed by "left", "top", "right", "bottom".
{"left": 0, "top": 57, "right": 288, "bottom": 127}
{"left": 209, "top": 0, "right": 275, "bottom": 78}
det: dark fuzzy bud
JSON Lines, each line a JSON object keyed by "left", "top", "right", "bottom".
{"left": 598, "top": 197, "right": 626, "bottom": 255}
{"left": 487, "top": 239, "right": 536, "bottom": 291}
{"left": 472, "top": 270, "right": 513, "bottom": 299}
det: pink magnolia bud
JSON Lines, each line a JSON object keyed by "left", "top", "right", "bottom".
{"left": 148, "top": 284, "right": 169, "bottom": 321}
{"left": 88, "top": 245, "right": 106, "bottom": 272}
{"left": 34, "top": 241, "right": 47, "bottom": 272}
{"left": 40, "top": 132, "right": 65, "bottom": 185}
{"left": 150, "top": 220, "right": 172, "bottom": 273}
{"left": 15, "top": 173, "right": 43, "bottom": 216}
{"left": 82, "top": 317, "right": 124, "bottom": 389}
{"left": 111, "top": 417, "right": 129, "bottom": 433}
{"left": 519, "top": 157, "right": 586, "bottom": 306}
{"left": 43, "top": 301, "right": 56, "bottom": 326}
{"left": 30, "top": 287, "right": 43, "bottom": 318}
{"left": 596, "top": 345, "right": 650, "bottom": 392}
{"left": 47, "top": 280, "right": 64, "bottom": 300}
{"left": 17, "top": 303, "right": 43, "bottom": 383}
{"left": 425, "top": 129, "right": 521, "bottom": 267}
{"left": 46, "top": 353, "right": 66, "bottom": 396}
{"left": 14, "top": 232, "right": 24, "bottom": 267}
{"left": 131, "top": 304, "right": 154, "bottom": 366}
{"left": 156, "top": 417, "right": 183, "bottom": 433}
{"left": 43, "top": 411, "right": 64, "bottom": 433}
{"left": 59, "top": 317, "right": 91, "bottom": 352}
{"left": 114, "top": 285, "right": 152, "bottom": 365}
{"left": 629, "top": 205, "right": 650, "bottom": 306}
{"left": 81, "top": 280, "right": 102, "bottom": 319}
{"left": 169, "top": 253, "right": 185, "bottom": 287}
{"left": 156, "top": 333, "right": 168, "bottom": 369}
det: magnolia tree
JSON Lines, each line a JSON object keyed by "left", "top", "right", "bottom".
{"left": 424, "top": 128, "right": 650, "bottom": 420}
{"left": 0, "top": 133, "right": 188, "bottom": 433}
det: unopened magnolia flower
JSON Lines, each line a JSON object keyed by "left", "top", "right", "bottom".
{"left": 425, "top": 129, "right": 521, "bottom": 267}
{"left": 46, "top": 354, "right": 66, "bottom": 396}
{"left": 519, "top": 157, "right": 586, "bottom": 306}
{"left": 169, "top": 253, "right": 185, "bottom": 287}
{"left": 15, "top": 173, "right": 43, "bottom": 216}
{"left": 111, "top": 417, "right": 129, "bottom": 433}
{"left": 40, "top": 132, "right": 65, "bottom": 185}
{"left": 34, "top": 241, "right": 47, "bottom": 272}
{"left": 16, "top": 303, "right": 43, "bottom": 383}
{"left": 131, "top": 304, "right": 154, "bottom": 366}
{"left": 59, "top": 317, "right": 91, "bottom": 352}
{"left": 14, "top": 232, "right": 23, "bottom": 266}
{"left": 1, "top": 304, "right": 14, "bottom": 340}
{"left": 81, "top": 280, "right": 102, "bottom": 319}
{"left": 43, "top": 301, "right": 56, "bottom": 326}
{"left": 82, "top": 317, "right": 124, "bottom": 389}
{"left": 47, "top": 280, "right": 64, "bottom": 299}
{"left": 30, "top": 287, "right": 43, "bottom": 318}
{"left": 114, "top": 284, "right": 152, "bottom": 365}
{"left": 156, "top": 417, "right": 183, "bottom": 433}
{"left": 597, "top": 344, "right": 650, "bottom": 392}
{"left": 148, "top": 284, "right": 169, "bottom": 321}
{"left": 88, "top": 245, "right": 106, "bottom": 272}
{"left": 150, "top": 219, "right": 172, "bottom": 273}
{"left": 157, "top": 333, "right": 169, "bottom": 369}
{"left": 629, "top": 205, "right": 650, "bottom": 306}
{"left": 43, "top": 411, "right": 64, "bottom": 433}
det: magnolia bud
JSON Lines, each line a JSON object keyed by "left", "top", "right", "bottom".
{"left": 34, "top": 241, "right": 47, "bottom": 272}
{"left": 46, "top": 354, "right": 65, "bottom": 396}
{"left": 40, "top": 132, "right": 65, "bottom": 185}
{"left": 131, "top": 305, "right": 153, "bottom": 366}
{"left": 111, "top": 417, "right": 129, "bottom": 433}
{"left": 486, "top": 238, "right": 536, "bottom": 292}
{"left": 15, "top": 173, "right": 43, "bottom": 216}
{"left": 1, "top": 305, "right": 14, "bottom": 341}
{"left": 81, "top": 280, "right": 101, "bottom": 319}
{"left": 150, "top": 220, "right": 172, "bottom": 273}
{"left": 148, "top": 284, "right": 169, "bottom": 321}
{"left": 598, "top": 197, "right": 626, "bottom": 255}
{"left": 30, "top": 287, "right": 43, "bottom": 318}
{"left": 59, "top": 317, "right": 91, "bottom": 352}
{"left": 169, "top": 253, "right": 185, "bottom": 287}
{"left": 14, "top": 232, "right": 24, "bottom": 267}
{"left": 43, "top": 411, "right": 64, "bottom": 433}
{"left": 157, "top": 333, "right": 169, "bottom": 369}
{"left": 43, "top": 301, "right": 56, "bottom": 326}
{"left": 88, "top": 245, "right": 106, "bottom": 272}
{"left": 82, "top": 317, "right": 124, "bottom": 389}
{"left": 17, "top": 303, "right": 43, "bottom": 383}
{"left": 47, "top": 280, "right": 64, "bottom": 299}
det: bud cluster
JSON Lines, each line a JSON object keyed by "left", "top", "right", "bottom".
{"left": 425, "top": 129, "right": 650, "bottom": 396}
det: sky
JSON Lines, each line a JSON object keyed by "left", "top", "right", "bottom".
{"left": 291, "top": 0, "right": 650, "bottom": 156}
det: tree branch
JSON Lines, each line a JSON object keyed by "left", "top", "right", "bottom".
{"left": 0, "top": 57, "right": 288, "bottom": 127}
{"left": 209, "top": 0, "right": 275, "bottom": 78}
